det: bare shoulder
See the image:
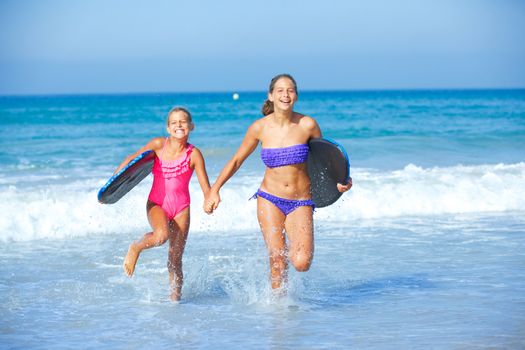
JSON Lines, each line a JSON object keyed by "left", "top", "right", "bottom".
{"left": 247, "top": 117, "right": 266, "bottom": 136}
{"left": 297, "top": 113, "right": 319, "bottom": 130}
{"left": 255, "top": 116, "right": 268, "bottom": 129}
{"left": 148, "top": 137, "right": 165, "bottom": 150}
{"left": 190, "top": 145, "right": 204, "bottom": 158}
{"left": 296, "top": 113, "right": 322, "bottom": 138}
{"left": 190, "top": 145, "right": 205, "bottom": 164}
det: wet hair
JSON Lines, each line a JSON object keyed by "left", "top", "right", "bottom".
{"left": 261, "top": 73, "right": 298, "bottom": 116}
{"left": 167, "top": 107, "right": 192, "bottom": 124}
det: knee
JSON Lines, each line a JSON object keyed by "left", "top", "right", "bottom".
{"left": 291, "top": 254, "right": 312, "bottom": 272}
{"left": 152, "top": 228, "right": 169, "bottom": 245}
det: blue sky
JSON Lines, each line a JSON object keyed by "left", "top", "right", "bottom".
{"left": 1, "top": 0, "right": 524, "bottom": 95}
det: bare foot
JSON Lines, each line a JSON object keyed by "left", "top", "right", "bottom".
{"left": 272, "top": 285, "right": 288, "bottom": 298}
{"left": 123, "top": 242, "right": 141, "bottom": 277}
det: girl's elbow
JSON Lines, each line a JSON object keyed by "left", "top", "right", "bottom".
{"left": 231, "top": 157, "right": 245, "bottom": 170}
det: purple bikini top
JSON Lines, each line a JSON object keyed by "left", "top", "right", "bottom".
{"left": 261, "top": 144, "right": 309, "bottom": 168}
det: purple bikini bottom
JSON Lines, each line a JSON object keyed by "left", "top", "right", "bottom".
{"left": 251, "top": 189, "right": 315, "bottom": 216}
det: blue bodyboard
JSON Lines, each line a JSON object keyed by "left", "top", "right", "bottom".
{"left": 98, "top": 150, "right": 155, "bottom": 204}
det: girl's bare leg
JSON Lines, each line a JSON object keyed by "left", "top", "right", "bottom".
{"left": 285, "top": 206, "right": 314, "bottom": 272}
{"left": 167, "top": 207, "right": 190, "bottom": 301}
{"left": 257, "top": 197, "right": 287, "bottom": 291}
{"left": 123, "top": 201, "right": 171, "bottom": 277}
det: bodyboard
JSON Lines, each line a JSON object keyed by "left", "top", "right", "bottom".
{"left": 307, "top": 138, "right": 350, "bottom": 208}
{"left": 98, "top": 150, "right": 155, "bottom": 204}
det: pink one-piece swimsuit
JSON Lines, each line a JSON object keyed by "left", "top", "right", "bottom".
{"left": 148, "top": 139, "right": 194, "bottom": 219}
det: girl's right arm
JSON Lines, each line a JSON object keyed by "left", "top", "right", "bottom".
{"left": 205, "top": 121, "right": 261, "bottom": 213}
{"left": 113, "top": 137, "right": 163, "bottom": 175}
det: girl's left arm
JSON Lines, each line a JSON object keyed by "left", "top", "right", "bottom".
{"left": 191, "top": 147, "right": 211, "bottom": 197}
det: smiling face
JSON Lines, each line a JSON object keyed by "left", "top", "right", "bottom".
{"left": 166, "top": 110, "right": 194, "bottom": 139}
{"left": 268, "top": 77, "right": 298, "bottom": 112}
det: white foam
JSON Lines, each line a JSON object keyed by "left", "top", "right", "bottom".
{"left": 320, "top": 162, "right": 525, "bottom": 221}
{"left": 1, "top": 162, "right": 524, "bottom": 242}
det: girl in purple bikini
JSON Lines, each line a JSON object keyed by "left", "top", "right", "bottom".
{"left": 205, "top": 74, "right": 352, "bottom": 292}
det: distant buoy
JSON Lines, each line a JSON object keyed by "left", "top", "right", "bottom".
{"left": 232, "top": 93, "right": 240, "bottom": 101}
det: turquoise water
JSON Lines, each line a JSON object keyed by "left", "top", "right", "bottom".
{"left": 1, "top": 90, "right": 524, "bottom": 348}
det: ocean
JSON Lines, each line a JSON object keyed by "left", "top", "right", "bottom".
{"left": 1, "top": 89, "right": 524, "bottom": 349}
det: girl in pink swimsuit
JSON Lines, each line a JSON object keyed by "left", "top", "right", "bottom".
{"left": 114, "top": 107, "right": 211, "bottom": 301}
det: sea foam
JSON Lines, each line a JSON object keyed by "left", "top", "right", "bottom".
{"left": 1, "top": 162, "right": 524, "bottom": 242}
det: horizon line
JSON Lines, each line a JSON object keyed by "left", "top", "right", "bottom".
{"left": 1, "top": 86, "right": 524, "bottom": 98}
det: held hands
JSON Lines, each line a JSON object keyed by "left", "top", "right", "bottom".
{"left": 204, "top": 190, "right": 221, "bottom": 214}
{"left": 337, "top": 177, "right": 353, "bottom": 193}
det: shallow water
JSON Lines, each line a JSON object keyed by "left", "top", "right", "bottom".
{"left": 1, "top": 213, "right": 524, "bottom": 349}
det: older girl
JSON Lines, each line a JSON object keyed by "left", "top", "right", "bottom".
{"left": 205, "top": 74, "right": 352, "bottom": 292}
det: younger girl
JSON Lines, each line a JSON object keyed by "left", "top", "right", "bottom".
{"left": 114, "top": 107, "right": 210, "bottom": 301}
